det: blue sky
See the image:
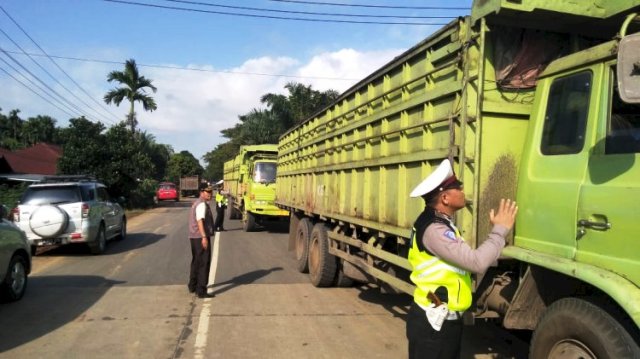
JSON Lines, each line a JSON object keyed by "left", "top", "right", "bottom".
{"left": 1, "top": 0, "right": 471, "bottom": 164}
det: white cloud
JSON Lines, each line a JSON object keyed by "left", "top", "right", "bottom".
{"left": 296, "top": 48, "right": 403, "bottom": 92}
{"left": 1, "top": 47, "right": 404, "bottom": 163}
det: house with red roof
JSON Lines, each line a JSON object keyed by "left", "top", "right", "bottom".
{"left": 0, "top": 143, "right": 62, "bottom": 182}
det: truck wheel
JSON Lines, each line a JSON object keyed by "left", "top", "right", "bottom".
{"left": 89, "top": 225, "right": 107, "bottom": 255}
{"left": 530, "top": 297, "right": 640, "bottom": 359}
{"left": 1, "top": 254, "right": 28, "bottom": 302}
{"left": 288, "top": 213, "right": 300, "bottom": 251}
{"left": 232, "top": 207, "right": 242, "bottom": 220}
{"left": 227, "top": 198, "right": 235, "bottom": 220}
{"left": 243, "top": 212, "right": 257, "bottom": 232}
{"left": 294, "top": 217, "right": 312, "bottom": 273}
{"left": 308, "top": 223, "right": 337, "bottom": 287}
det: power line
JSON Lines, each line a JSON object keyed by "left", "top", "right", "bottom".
{"left": 0, "top": 47, "right": 103, "bottom": 122}
{"left": 0, "top": 6, "right": 121, "bottom": 124}
{"left": 0, "top": 54, "right": 81, "bottom": 117}
{"left": 3, "top": 50, "right": 361, "bottom": 81}
{"left": 160, "top": 0, "right": 457, "bottom": 19}
{"left": 0, "top": 64, "right": 78, "bottom": 119}
{"left": 267, "top": 0, "right": 469, "bottom": 10}
{"left": 103, "top": 0, "right": 451, "bottom": 25}
{"left": 0, "top": 28, "right": 117, "bottom": 125}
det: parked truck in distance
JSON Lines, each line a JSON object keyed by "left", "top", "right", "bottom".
{"left": 276, "top": 1, "right": 640, "bottom": 357}
{"left": 223, "top": 145, "right": 289, "bottom": 231}
{"left": 179, "top": 175, "right": 200, "bottom": 198}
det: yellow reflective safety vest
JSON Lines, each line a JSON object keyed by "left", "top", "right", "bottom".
{"left": 408, "top": 210, "right": 472, "bottom": 312}
{"left": 215, "top": 193, "right": 228, "bottom": 206}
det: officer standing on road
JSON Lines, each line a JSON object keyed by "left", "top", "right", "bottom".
{"left": 405, "top": 159, "right": 518, "bottom": 358}
{"left": 188, "top": 183, "right": 215, "bottom": 299}
{"left": 214, "top": 187, "right": 228, "bottom": 232}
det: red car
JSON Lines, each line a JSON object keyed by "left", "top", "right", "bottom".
{"left": 156, "top": 182, "right": 179, "bottom": 202}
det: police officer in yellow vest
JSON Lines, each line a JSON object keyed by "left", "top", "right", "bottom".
{"left": 405, "top": 159, "right": 518, "bottom": 359}
{"left": 214, "top": 188, "right": 228, "bottom": 232}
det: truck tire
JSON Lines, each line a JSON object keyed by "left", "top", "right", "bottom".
{"left": 29, "top": 205, "right": 68, "bottom": 238}
{"left": 288, "top": 213, "right": 300, "bottom": 251}
{"left": 1, "top": 254, "right": 28, "bottom": 302}
{"left": 530, "top": 297, "right": 640, "bottom": 359}
{"left": 89, "top": 225, "right": 107, "bottom": 255}
{"left": 308, "top": 223, "right": 337, "bottom": 287}
{"left": 294, "top": 217, "right": 312, "bottom": 273}
{"left": 232, "top": 207, "right": 242, "bottom": 220}
{"left": 227, "top": 198, "right": 235, "bottom": 220}
{"left": 243, "top": 212, "right": 257, "bottom": 232}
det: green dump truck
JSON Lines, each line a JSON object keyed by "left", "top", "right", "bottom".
{"left": 276, "top": 1, "right": 640, "bottom": 356}
{"left": 223, "top": 145, "right": 289, "bottom": 231}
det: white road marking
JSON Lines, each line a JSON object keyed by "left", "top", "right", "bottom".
{"left": 193, "top": 231, "right": 221, "bottom": 359}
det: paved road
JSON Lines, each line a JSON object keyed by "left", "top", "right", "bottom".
{"left": 0, "top": 199, "right": 529, "bottom": 358}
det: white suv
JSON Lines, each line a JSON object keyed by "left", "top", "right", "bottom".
{"left": 12, "top": 177, "right": 126, "bottom": 255}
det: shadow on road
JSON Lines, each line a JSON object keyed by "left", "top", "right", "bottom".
{"left": 356, "top": 283, "right": 411, "bottom": 319}
{"left": 219, "top": 217, "right": 289, "bottom": 234}
{"left": 33, "top": 232, "right": 165, "bottom": 257}
{"left": 153, "top": 199, "right": 194, "bottom": 209}
{"left": 208, "top": 267, "right": 283, "bottom": 296}
{"left": 0, "top": 275, "right": 125, "bottom": 352}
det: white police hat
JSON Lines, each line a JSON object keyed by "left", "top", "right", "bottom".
{"left": 409, "top": 159, "right": 462, "bottom": 198}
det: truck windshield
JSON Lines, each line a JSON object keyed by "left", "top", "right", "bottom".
{"left": 253, "top": 162, "right": 276, "bottom": 183}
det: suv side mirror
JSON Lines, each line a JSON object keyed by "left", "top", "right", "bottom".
{"left": 618, "top": 32, "right": 640, "bottom": 103}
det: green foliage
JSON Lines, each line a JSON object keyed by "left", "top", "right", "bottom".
{"left": 166, "top": 151, "right": 204, "bottom": 184}
{"left": 56, "top": 120, "right": 157, "bottom": 208}
{"left": 22, "top": 115, "right": 57, "bottom": 146}
{"left": 104, "top": 58, "right": 158, "bottom": 133}
{"left": 125, "top": 178, "right": 158, "bottom": 209}
{"left": 0, "top": 182, "right": 29, "bottom": 210}
{"left": 202, "top": 81, "right": 339, "bottom": 179}
{"left": 57, "top": 117, "right": 107, "bottom": 176}
{"left": 203, "top": 141, "right": 239, "bottom": 181}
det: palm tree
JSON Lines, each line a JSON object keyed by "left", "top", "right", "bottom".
{"left": 104, "top": 59, "right": 158, "bottom": 133}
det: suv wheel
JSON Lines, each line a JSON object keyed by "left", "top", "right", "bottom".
{"left": 89, "top": 225, "right": 106, "bottom": 255}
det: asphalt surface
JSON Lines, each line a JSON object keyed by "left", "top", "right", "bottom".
{"left": 0, "top": 199, "right": 529, "bottom": 358}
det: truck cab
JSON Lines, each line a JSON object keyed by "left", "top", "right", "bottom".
{"left": 224, "top": 145, "right": 289, "bottom": 231}
{"left": 493, "top": 19, "right": 640, "bottom": 358}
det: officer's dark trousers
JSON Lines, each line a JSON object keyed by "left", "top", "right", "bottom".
{"left": 406, "top": 301, "right": 463, "bottom": 359}
{"left": 215, "top": 207, "right": 225, "bottom": 230}
{"left": 188, "top": 237, "right": 211, "bottom": 295}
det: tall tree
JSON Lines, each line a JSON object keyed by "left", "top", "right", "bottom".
{"left": 104, "top": 59, "right": 158, "bottom": 133}
{"left": 22, "top": 115, "right": 57, "bottom": 146}
{"left": 166, "top": 151, "right": 204, "bottom": 184}
{"left": 261, "top": 82, "right": 340, "bottom": 127}
{"left": 202, "top": 82, "right": 340, "bottom": 180}
{"left": 57, "top": 117, "right": 107, "bottom": 176}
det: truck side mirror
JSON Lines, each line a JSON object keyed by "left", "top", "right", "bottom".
{"left": 617, "top": 32, "right": 640, "bottom": 103}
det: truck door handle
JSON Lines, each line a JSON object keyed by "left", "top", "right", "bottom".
{"left": 577, "top": 216, "right": 611, "bottom": 231}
